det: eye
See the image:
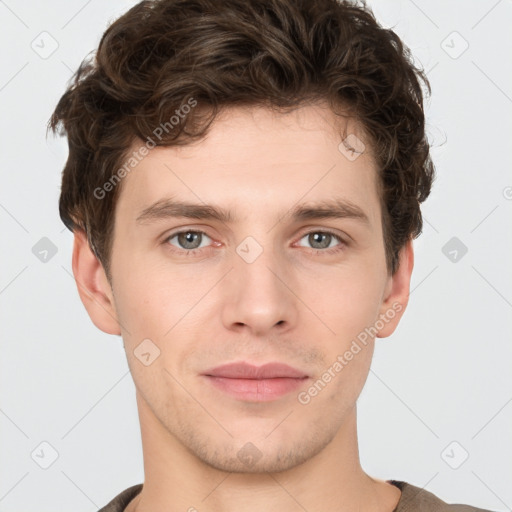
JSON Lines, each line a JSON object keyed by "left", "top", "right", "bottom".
{"left": 162, "top": 228, "right": 347, "bottom": 257}
{"left": 165, "top": 230, "right": 213, "bottom": 252}
{"left": 296, "top": 230, "right": 345, "bottom": 253}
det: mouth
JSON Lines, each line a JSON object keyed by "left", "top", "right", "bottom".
{"left": 201, "top": 362, "right": 310, "bottom": 402}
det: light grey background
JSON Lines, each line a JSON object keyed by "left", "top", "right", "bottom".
{"left": 1, "top": 1, "right": 511, "bottom": 511}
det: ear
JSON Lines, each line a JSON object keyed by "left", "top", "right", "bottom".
{"left": 71, "top": 229, "right": 121, "bottom": 335}
{"left": 376, "top": 238, "right": 414, "bottom": 338}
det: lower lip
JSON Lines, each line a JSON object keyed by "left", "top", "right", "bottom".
{"left": 203, "top": 376, "right": 309, "bottom": 402}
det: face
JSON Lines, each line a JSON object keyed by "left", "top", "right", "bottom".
{"left": 78, "top": 103, "right": 412, "bottom": 474}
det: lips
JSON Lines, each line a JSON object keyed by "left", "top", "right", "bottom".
{"left": 203, "top": 362, "right": 308, "bottom": 379}
{"left": 201, "top": 362, "right": 309, "bottom": 402}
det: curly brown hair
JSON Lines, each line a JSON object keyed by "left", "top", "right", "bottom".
{"left": 48, "top": 0, "right": 435, "bottom": 280}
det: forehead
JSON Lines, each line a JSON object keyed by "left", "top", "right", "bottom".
{"left": 167, "top": 102, "right": 374, "bottom": 163}
{"left": 115, "top": 103, "right": 381, "bottom": 227}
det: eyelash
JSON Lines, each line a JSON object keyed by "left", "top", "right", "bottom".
{"left": 163, "top": 229, "right": 347, "bottom": 257}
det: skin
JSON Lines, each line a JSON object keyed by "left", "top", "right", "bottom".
{"left": 73, "top": 103, "right": 413, "bottom": 512}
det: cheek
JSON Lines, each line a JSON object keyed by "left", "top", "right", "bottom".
{"left": 299, "top": 262, "right": 385, "bottom": 341}
{"left": 298, "top": 332, "right": 375, "bottom": 415}
{"left": 111, "top": 258, "right": 202, "bottom": 341}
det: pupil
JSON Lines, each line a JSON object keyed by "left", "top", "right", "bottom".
{"left": 311, "top": 233, "right": 329, "bottom": 248}
{"left": 180, "top": 231, "right": 200, "bottom": 249}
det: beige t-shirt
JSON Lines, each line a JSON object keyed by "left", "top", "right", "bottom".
{"left": 97, "top": 480, "right": 495, "bottom": 511}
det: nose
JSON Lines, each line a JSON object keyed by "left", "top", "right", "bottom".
{"left": 220, "top": 239, "right": 298, "bottom": 336}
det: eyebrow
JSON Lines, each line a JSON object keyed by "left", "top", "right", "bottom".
{"left": 135, "top": 197, "right": 370, "bottom": 226}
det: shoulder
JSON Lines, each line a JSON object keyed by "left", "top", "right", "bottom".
{"left": 97, "top": 484, "right": 143, "bottom": 512}
{"left": 390, "top": 480, "right": 496, "bottom": 512}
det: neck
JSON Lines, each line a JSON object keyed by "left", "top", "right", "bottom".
{"left": 126, "top": 392, "right": 400, "bottom": 512}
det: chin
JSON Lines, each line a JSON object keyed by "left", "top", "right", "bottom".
{"left": 183, "top": 422, "right": 338, "bottom": 475}
{"left": 198, "top": 446, "right": 313, "bottom": 474}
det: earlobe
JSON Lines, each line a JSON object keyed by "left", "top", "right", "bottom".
{"left": 72, "top": 230, "right": 121, "bottom": 336}
{"left": 376, "top": 238, "right": 414, "bottom": 339}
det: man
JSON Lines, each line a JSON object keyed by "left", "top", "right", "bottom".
{"left": 48, "top": 0, "right": 494, "bottom": 510}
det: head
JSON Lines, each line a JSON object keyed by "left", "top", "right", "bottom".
{"left": 49, "top": 0, "right": 434, "bottom": 473}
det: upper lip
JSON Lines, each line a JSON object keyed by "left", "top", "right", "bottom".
{"left": 203, "top": 362, "right": 308, "bottom": 379}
